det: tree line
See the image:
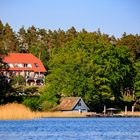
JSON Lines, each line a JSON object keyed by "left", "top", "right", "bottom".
{"left": 0, "top": 20, "right": 140, "bottom": 112}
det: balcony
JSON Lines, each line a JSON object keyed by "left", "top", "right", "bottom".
{"left": 26, "top": 75, "right": 45, "bottom": 80}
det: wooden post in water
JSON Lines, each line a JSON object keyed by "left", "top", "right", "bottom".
{"left": 125, "top": 106, "right": 127, "bottom": 116}
{"left": 132, "top": 106, "right": 134, "bottom": 116}
{"left": 103, "top": 105, "right": 106, "bottom": 115}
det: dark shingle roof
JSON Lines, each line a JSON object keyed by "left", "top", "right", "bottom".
{"left": 56, "top": 97, "right": 81, "bottom": 111}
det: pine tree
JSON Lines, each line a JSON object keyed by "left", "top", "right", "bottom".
{"left": 18, "top": 26, "right": 28, "bottom": 52}
{"left": 3, "top": 23, "right": 18, "bottom": 52}
{"left": 0, "top": 20, "right": 4, "bottom": 51}
{"left": 66, "top": 26, "right": 77, "bottom": 42}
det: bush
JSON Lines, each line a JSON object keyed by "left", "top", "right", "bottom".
{"left": 22, "top": 97, "right": 40, "bottom": 111}
{"left": 39, "top": 86, "right": 60, "bottom": 111}
{"left": 24, "top": 86, "right": 39, "bottom": 95}
{"left": 40, "top": 100, "right": 58, "bottom": 111}
{"left": 11, "top": 75, "right": 25, "bottom": 86}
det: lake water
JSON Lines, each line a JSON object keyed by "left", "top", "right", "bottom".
{"left": 0, "top": 117, "right": 140, "bottom": 140}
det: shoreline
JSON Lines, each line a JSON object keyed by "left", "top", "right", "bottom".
{"left": 0, "top": 103, "right": 94, "bottom": 120}
{"left": 0, "top": 103, "right": 140, "bottom": 120}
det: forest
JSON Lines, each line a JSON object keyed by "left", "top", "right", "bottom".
{"left": 0, "top": 20, "right": 140, "bottom": 112}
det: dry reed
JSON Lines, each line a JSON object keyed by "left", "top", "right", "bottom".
{"left": 0, "top": 103, "right": 38, "bottom": 120}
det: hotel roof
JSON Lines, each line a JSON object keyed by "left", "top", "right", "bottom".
{"left": 3, "top": 53, "right": 46, "bottom": 72}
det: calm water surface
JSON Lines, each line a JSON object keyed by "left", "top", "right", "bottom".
{"left": 0, "top": 118, "right": 140, "bottom": 140}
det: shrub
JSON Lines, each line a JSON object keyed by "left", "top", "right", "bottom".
{"left": 23, "top": 97, "right": 40, "bottom": 111}
{"left": 24, "top": 86, "right": 39, "bottom": 95}
{"left": 11, "top": 75, "right": 25, "bottom": 86}
{"left": 40, "top": 100, "right": 58, "bottom": 111}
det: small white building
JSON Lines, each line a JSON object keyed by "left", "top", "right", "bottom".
{"left": 56, "top": 97, "right": 89, "bottom": 112}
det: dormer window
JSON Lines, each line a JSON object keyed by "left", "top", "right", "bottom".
{"left": 34, "top": 63, "right": 39, "bottom": 68}
{"left": 8, "top": 63, "right": 14, "bottom": 68}
{"left": 23, "top": 63, "right": 32, "bottom": 68}
{"left": 28, "top": 64, "right": 32, "bottom": 68}
{"left": 23, "top": 63, "right": 28, "bottom": 68}
{"left": 18, "top": 64, "right": 23, "bottom": 68}
{"left": 14, "top": 63, "right": 19, "bottom": 68}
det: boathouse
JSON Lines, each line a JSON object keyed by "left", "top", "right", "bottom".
{"left": 56, "top": 97, "right": 89, "bottom": 112}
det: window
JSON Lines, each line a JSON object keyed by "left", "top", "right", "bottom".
{"left": 8, "top": 63, "right": 14, "bottom": 68}
{"left": 28, "top": 64, "right": 32, "bottom": 68}
{"left": 18, "top": 64, "right": 23, "bottom": 68}
{"left": 23, "top": 63, "right": 28, "bottom": 68}
{"left": 14, "top": 63, "right": 19, "bottom": 68}
{"left": 78, "top": 102, "right": 81, "bottom": 106}
{"left": 34, "top": 63, "right": 39, "bottom": 68}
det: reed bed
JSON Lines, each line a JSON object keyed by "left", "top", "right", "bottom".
{"left": 0, "top": 103, "right": 38, "bottom": 120}
{"left": 0, "top": 103, "right": 91, "bottom": 120}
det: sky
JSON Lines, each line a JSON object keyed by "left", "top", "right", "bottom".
{"left": 0, "top": 0, "right": 140, "bottom": 38}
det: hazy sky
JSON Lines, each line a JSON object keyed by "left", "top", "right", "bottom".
{"left": 0, "top": 0, "right": 140, "bottom": 38}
